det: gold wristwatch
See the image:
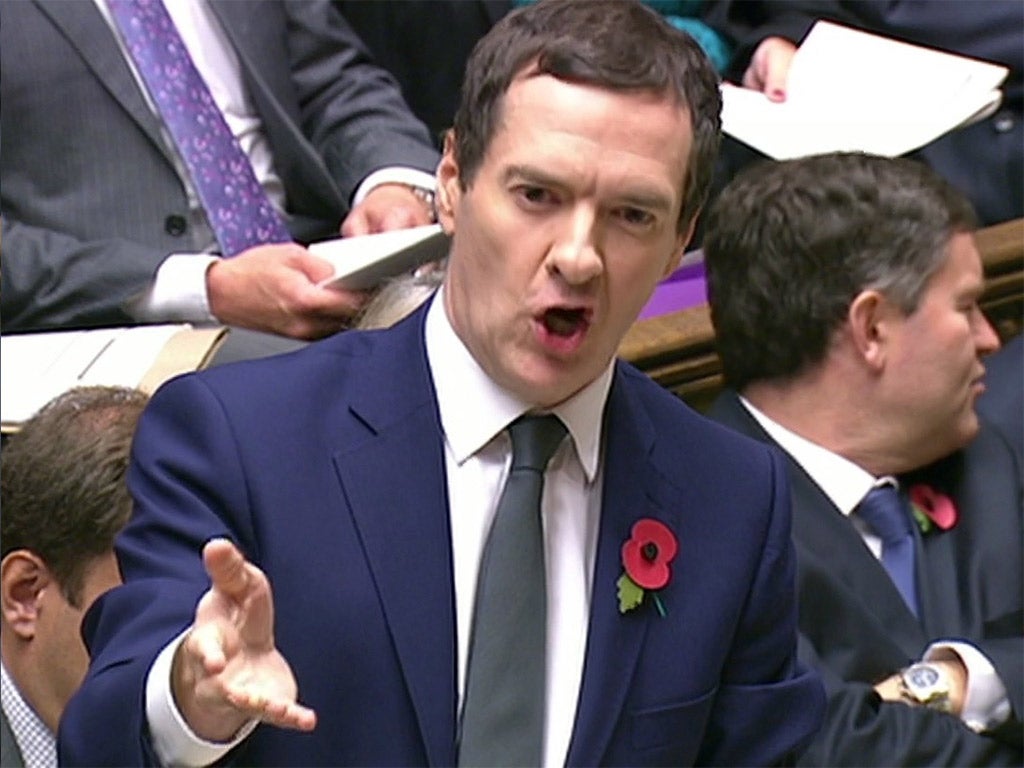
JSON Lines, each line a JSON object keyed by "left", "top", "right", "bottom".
{"left": 406, "top": 185, "right": 437, "bottom": 222}
{"left": 898, "top": 662, "right": 952, "bottom": 712}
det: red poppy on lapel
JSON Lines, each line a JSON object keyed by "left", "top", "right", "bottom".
{"left": 909, "top": 483, "right": 958, "bottom": 533}
{"left": 617, "top": 518, "right": 677, "bottom": 616}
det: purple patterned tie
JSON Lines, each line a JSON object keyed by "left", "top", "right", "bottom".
{"left": 108, "top": 0, "right": 291, "bottom": 256}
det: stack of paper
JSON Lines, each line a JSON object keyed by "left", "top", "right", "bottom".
{"left": 721, "top": 21, "right": 1009, "bottom": 160}
{"left": 311, "top": 224, "right": 450, "bottom": 290}
{"left": 1, "top": 324, "right": 226, "bottom": 431}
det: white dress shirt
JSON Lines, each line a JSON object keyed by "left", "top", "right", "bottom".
{"left": 740, "top": 396, "right": 1012, "bottom": 733}
{"left": 94, "top": 0, "right": 434, "bottom": 324}
{"left": 1, "top": 662, "right": 57, "bottom": 768}
{"left": 146, "top": 288, "right": 610, "bottom": 766}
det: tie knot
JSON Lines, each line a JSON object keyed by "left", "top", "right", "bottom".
{"left": 508, "top": 414, "right": 567, "bottom": 472}
{"left": 858, "top": 485, "right": 913, "bottom": 544}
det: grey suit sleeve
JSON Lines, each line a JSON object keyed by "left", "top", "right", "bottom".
{"left": 0, "top": 218, "right": 167, "bottom": 332}
{"left": 282, "top": 0, "right": 441, "bottom": 200}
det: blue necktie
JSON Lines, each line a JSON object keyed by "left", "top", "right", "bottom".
{"left": 459, "top": 415, "right": 567, "bottom": 768}
{"left": 108, "top": 0, "right": 292, "bottom": 256}
{"left": 858, "top": 485, "right": 920, "bottom": 617}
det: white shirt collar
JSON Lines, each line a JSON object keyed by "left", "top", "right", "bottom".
{"left": 425, "top": 287, "right": 610, "bottom": 482}
{"left": 738, "top": 396, "right": 891, "bottom": 516}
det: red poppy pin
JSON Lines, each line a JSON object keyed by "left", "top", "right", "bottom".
{"left": 617, "top": 518, "right": 677, "bottom": 617}
{"left": 908, "top": 484, "right": 957, "bottom": 534}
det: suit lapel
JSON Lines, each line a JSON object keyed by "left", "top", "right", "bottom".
{"left": 567, "top": 370, "right": 662, "bottom": 767}
{"left": 331, "top": 308, "right": 457, "bottom": 766}
{"left": 208, "top": 0, "right": 344, "bottom": 217}
{"left": 710, "top": 391, "right": 925, "bottom": 655}
{"left": 902, "top": 458, "right": 966, "bottom": 637}
{"left": 33, "top": 0, "right": 172, "bottom": 161}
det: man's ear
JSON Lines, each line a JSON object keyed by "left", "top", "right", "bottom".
{"left": 0, "top": 551, "right": 50, "bottom": 640}
{"left": 848, "top": 289, "right": 898, "bottom": 371}
{"left": 436, "top": 130, "right": 462, "bottom": 236}
{"left": 662, "top": 215, "right": 699, "bottom": 279}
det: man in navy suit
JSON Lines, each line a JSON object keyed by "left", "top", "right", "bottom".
{"left": 59, "top": 2, "right": 824, "bottom": 765}
{"left": 704, "top": 152, "right": 1023, "bottom": 765}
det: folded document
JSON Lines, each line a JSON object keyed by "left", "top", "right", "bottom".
{"left": 311, "top": 224, "right": 450, "bottom": 290}
{"left": 721, "top": 21, "right": 1009, "bottom": 159}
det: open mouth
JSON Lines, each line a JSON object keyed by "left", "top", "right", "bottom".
{"left": 542, "top": 307, "right": 589, "bottom": 337}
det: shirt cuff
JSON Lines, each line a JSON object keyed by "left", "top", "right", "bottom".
{"left": 126, "top": 254, "right": 219, "bottom": 325}
{"left": 146, "top": 630, "right": 258, "bottom": 767}
{"left": 924, "top": 641, "right": 1012, "bottom": 732}
{"left": 352, "top": 167, "right": 437, "bottom": 206}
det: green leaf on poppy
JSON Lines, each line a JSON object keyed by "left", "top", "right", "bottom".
{"left": 910, "top": 503, "right": 933, "bottom": 534}
{"left": 617, "top": 573, "right": 644, "bottom": 613}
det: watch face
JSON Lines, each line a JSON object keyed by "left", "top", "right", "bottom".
{"left": 907, "top": 665, "right": 940, "bottom": 688}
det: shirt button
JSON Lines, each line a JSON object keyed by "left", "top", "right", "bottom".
{"left": 164, "top": 214, "right": 187, "bottom": 236}
{"left": 993, "top": 111, "right": 1015, "bottom": 133}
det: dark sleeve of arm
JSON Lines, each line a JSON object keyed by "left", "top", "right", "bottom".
{"left": 282, "top": 0, "right": 441, "bottom": 200}
{"left": 1, "top": 217, "right": 168, "bottom": 332}
{"left": 798, "top": 635, "right": 1023, "bottom": 765}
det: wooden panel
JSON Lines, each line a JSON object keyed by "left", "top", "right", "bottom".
{"left": 619, "top": 218, "right": 1024, "bottom": 409}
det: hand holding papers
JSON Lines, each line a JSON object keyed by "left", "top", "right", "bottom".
{"left": 721, "top": 21, "right": 1010, "bottom": 160}
{"left": 311, "top": 224, "right": 450, "bottom": 290}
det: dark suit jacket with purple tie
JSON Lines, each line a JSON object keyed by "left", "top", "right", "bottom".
{"left": 58, "top": 303, "right": 824, "bottom": 766}
{"left": 709, "top": 390, "right": 1024, "bottom": 766}
{"left": 0, "top": 0, "right": 440, "bottom": 333}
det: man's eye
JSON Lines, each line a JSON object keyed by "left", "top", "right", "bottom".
{"left": 516, "top": 186, "right": 555, "bottom": 206}
{"left": 617, "top": 207, "right": 655, "bottom": 227}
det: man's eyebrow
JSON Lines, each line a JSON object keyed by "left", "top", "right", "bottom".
{"left": 501, "top": 164, "right": 674, "bottom": 213}
{"left": 501, "top": 164, "right": 563, "bottom": 189}
{"left": 614, "top": 190, "right": 673, "bottom": 214}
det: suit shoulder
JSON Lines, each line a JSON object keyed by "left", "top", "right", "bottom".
{"left": 178, "top": 328, "right": 376, "bottom": 398}
{"left": 617, "top": 363, "right": 781, "bottom": 466}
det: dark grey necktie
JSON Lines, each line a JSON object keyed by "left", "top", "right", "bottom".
{"left": 858, "top": 485, "right": 920, "bottom": 617}
{"left": 458, "top": 414, "right": 567, "bottom": 768}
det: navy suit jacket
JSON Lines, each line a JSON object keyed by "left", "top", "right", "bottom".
{"left": 59, "top": 304, "right": 824, "bottom": 766}
{"left": 0, "top": 0, "right": 439, "bottom": 332}
{"left": 709, "top": 390, "right": 1024, "bottom": 766}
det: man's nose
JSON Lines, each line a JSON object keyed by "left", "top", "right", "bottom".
{"left": 974, "top": 308, "right": 1001, "bottom": 356}
{"left": 546, "top": 212, "right": 603, "bottom": 286}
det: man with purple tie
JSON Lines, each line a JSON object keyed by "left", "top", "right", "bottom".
{"left": 1, "top": 0, "right": 439, "bottom": 358}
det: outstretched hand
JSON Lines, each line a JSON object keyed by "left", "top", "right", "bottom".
{"left": 171, "top": 539, "right": 317, "bottom": 743}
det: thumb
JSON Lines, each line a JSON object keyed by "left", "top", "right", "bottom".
{"left": 761, "top": 39, "right": 796, "bottom": 102}
{"left": 203, "top": 538, "right": 251, "bottom": 600}
{"left": 293, "top": 249, "right": 337, "bottom": 284}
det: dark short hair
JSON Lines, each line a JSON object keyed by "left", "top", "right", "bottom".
{"left": 452, "top": 0, "right": 722, "bottom": 232}
{"left": 1, "top": 386, "right": 148, "bottom": 607}
{"left": 704, "top": 152, "right": 977, "bottom": 391}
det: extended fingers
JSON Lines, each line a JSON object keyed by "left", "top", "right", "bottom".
{"left": 224, "top": 686, "right": 318, "bottom": 732}
{"left": 188, "top": 624, "right": 226, "bottom": 676}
